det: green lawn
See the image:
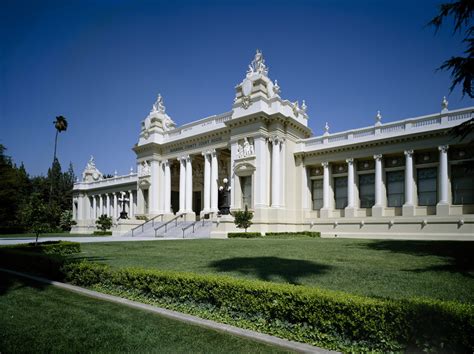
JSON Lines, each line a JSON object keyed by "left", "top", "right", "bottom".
{"left": 0, "top": 232, "right": 96, "bottom": 238}
{"left": 0, "top": 271, "right": 290, "bottom": 353}
{"left": 77, "top": 238, "right": 474, "bottom": 304}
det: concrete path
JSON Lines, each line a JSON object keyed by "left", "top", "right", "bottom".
{"left": 0, "top": 268, "right": 337, "bottom": 354}
{"left": 0, "top": 235, "right": 209, "bottom": 245}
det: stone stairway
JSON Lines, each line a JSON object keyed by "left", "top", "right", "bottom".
{"left": 126, "top": 217, "right": 212, "bottom": 239}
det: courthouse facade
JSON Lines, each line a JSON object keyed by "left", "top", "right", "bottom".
{"left": 72, "top": 51, "right": 474, "bottom": 239}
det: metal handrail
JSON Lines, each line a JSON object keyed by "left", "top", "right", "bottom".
{"left": 131, "top": 214, "right": 164, "bottom": 236}
{"left": 182, "top": 220, "right": 199, "bottom": 238}
{"left": 155, "top": 214, "right": 184, "bottom": 237}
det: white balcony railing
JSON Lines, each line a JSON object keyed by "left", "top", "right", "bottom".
{"left": 302, "top": 108, "right": 473, "bottom": 150}
{"left": 73, "top": 173, "right": 138, "bottom": 191}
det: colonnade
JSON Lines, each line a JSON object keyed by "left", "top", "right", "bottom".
{"left": 317, "top": 145, "right": 450, "bottom": 216}
{"left": 86, "top": 190, "right": 135, "bottom": 220}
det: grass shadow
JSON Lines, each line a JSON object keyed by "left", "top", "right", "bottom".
{"left": 364, "top": 240, "right": 474, "bottom": 277}
{"left": 0, "top": 270, "right": 50, "bottom": 296}
{"left": 209, "top": 256, "right": 331, "bottom": 285}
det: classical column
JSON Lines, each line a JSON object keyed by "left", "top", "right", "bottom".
{"left": 254, "top": 137, "right": 268, "bottom": 207}
{"left": 98, "top": 195, "right": 103, "bottom": 216}
{"left": 271, "top": 137, "right": 281, "bottom": 207}
{"left": 92, "top": 195, "right": 97, "bottom": 219}
{"left": 403, "top": 150, "right": 415, "bottom": 216}
{"left": 106, "top": 194, "right": 110, "bottom": 216}
{"left": 113, "top": 192, "right": 118, "bottom": 218}
{"left": 320, "top": 162, "right": 331, "bottom": 218}
{"left": 164, "top": 160, "right": 171, "bottom": 213}
{"left": 345, "top": 158, "right": 356, "bottom": 217}
{"left": 230, "top": 142, "right": 238, "bottom": 209}
{"left": 437, "top": 145, "right": 450, "bottom": 215}
{"left": 202, "top": 152, "right": 211, "bottom": 213}
{"left": 178, "top": 157, "right": 186, "bottom": 213}
{"left": 185, "top": 155, "right": 193, "bottom": 213}
{"left": 129, "top": 190, "right": 134, "bottom": 217}
{"left": 77, "top": 195, "right": 83, "bottom": 221}
{"left": 149, "top": 160, "right": 160, "bottom": 215}
{"left": 210, "top": 150, "right": 219, "bottom": 212}
{"left": 372, "top": 154, "right": 384, "bottom": 217}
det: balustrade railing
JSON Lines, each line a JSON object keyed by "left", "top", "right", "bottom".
{"left": 155, "top": 214, "right": 184, "bottom": 237}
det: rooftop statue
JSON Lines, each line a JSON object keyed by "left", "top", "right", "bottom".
{"left": 151, "top": 94, "right": 166, "bottom": 114}
{"left": 247, "top": 49, "right": 268, "bottom": 77}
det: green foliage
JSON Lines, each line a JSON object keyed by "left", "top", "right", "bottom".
{"left": 429, "top": 0, "right": 473, "bottom": 98}
{"left": 95, "top": 214, "right": 112, "bottom": 232}
{"left": 59, "top": 210, "right": 76, "bottom": 231}
{"left": 61, "top": 262, "right": 474, "bottom": 353}
{"left": 233, "top": 205, "right": 253, "bottom": 232}
{"left": 264, "top": 231, "right": 321, "bottom": 238}
{"left": 135, "top": 215, "right": 149, "bottom": 221}
{"left": 0, "top": 241, "right": 81, "bottom": 256}
{"left": 228, "top": 232, "right": 262, "bottom": 238}
{"left": 93, "top": 231, "right": 113, "bottom": 236}
{"left": 20, "top": 193, "right": 52, "bottom": 243}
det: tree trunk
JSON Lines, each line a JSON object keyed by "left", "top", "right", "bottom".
{"left": 49, "top": 130, "right": 59, "bottom": 203}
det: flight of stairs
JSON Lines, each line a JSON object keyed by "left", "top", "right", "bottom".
{"left": 126, "top": 218, "right": 213, "bottom": 239}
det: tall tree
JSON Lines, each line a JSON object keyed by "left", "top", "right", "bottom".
{"left": 429, "top": 0, "right": 473, "bottom": 98}
{"left": 50, "top": 115, "right": 68, "bottom": 200}
{"left": 52, "top": 115, "right": 68, "bottom": 162}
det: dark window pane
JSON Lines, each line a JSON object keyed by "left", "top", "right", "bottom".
{"left": 312, "top": 180, "right": 323, "bottom": 210}
{"left": 452, "top": 162, "right": 474, "bottom": 204}
{"left": 359, "top": 173, "right": 375, "bottom": 208}
{"left": 386, "top": 170, "right": 404, "bottom": 207}
{"left": 417, "top": 167, "right": 437, "bottom": 206}
{"left": 334, "top": 177, "right": 347, "bottom": 209}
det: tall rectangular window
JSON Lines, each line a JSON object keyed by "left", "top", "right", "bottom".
{"left": 417, "top": 167, "right": 437, "bottom": 206}
{"left": 312, "top": 179, "right": 323, "bottom": 210}
{"left": 451, "top": 162, "right": 474, "bottom": 204}
{"left": 241, "top": 176, "right": 252, "bottom": 208}
{"left": 334, "top": 177, "right": 348, "bottom": 209}
{"left": 359, "top": 173, "right": 375, "bottom": 208}
{"left": 386, "top": 170, "right": 404, "bottom": 207}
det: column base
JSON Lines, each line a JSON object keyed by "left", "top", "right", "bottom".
{"left": 436, "top": 202, "right": 450, "bottom": 216}
{"left": 182, "top": 212, "right": 196, "bottom": 221}
{"left": 402, "top": 204, "right": 415, "bottom": 216}
{"left": 372, "top": 205, "right": 384, "bottom": 217}
{"left": 320, "top": 208, "right": 332, "bottom": 218}
{"left": 344, "top": 207, "right": 357, "bottom": 218}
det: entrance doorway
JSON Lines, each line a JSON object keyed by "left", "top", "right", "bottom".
{"left": 193, "top": 191, "right": 202, "bottom": 219}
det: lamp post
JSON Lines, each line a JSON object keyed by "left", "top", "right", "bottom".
{"left": 118, "top": 192, "right": 129, "bottom": 219}
{"left": 218, "top": 178, "right": 231, "bottom": 215}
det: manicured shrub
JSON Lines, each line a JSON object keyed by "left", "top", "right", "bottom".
{"left": 0, "top": 241, "right": 81, "bottom": 256}
{"left": 63, "top": 262, "right": 474, "bottom": 353}
{"left": 227, "top": 232, "right": 262, "bottom": 238}
{"left": 93, "top": 231, "right": 113, "bottom": 236}
{"left": 264, "top": 231, "right": 321, "bottom": 238}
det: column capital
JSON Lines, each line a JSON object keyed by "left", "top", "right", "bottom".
{"left": 210, "top": 149, "right": 217, "bottom": 157}
{"left": 346, "top": 158, "right": 354, "bottom": 165}
{"left": 404, "top": 150, "right": 414, "bottom": 157}
{"left": 321, "top": 161, "right": 329, "bottom": 168}
{"left": 186, "top": 155, "right": 192, "bottom": 162}
{"left": 373, "top": 154, "right": 383, "bottom": 161}
{"left": 163, "top": 159, "right": 170, "bottom": 166}
{"left": 438, "top": 145, "right": 449, "bottom": 153}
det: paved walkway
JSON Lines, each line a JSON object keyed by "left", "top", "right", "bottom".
{"left": 0, "top": 268, "right": 337, "bottom": 354}
{"left": 0, "top": 235, "right": 207, "bottom": 245}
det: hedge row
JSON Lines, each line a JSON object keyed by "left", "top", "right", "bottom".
{"left": 0, "top": 241, "right": 81, "bottom": 256}
{"left": 227, "top": 232, "right": 262, "bottom": 238}
{"left": 264, "top": 231, "right": 320, "bottom": 238}
{"left": 63, "top": 261, "right": 474, "bottom": 353}
{"left": 93, "top": 231, "right": 113, "bottom": 236}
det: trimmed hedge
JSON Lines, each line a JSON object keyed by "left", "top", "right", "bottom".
{"left": 0, "top": 241, "right": 81, "bottom": 256}
{"left": 264, "top": 231, "right": 320, "bottom": 238}
{"left": 93, "top": 231, "right": 113, "bottom": 236}
{"left": 63, "top": 261, "right": 474, "bottom": 353}
{"left": 227, "top": 232, "right": 262, "bottom": 238}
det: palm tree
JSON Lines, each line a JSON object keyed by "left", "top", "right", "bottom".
{"left": 50, "top": 116, "right": 68, "bottom": 201}
{"left": 53, "top": 115, "right": 68, "bottom": 163}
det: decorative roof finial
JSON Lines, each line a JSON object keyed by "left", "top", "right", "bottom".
{"left": 151, "top": 93, "right": 166, "bottom": 114}
{"left": 114, "top": 170, "right": 118, "bottom": 177}
{"left": 301, "top": 100, "right": 307, "bottom": 112}
{"left": 130, "top": 166, "right": 134, "bottom": 174}
{"left": 324, "top": 122, "right": 330, "bottom": 136}
{"left": 375, "top": 110, "right": 382, "bottom": 126}
{"left": 441, "top": 96, "right": 449, "bottom": 112}
{"left": 247, "top": 49, "right": 268, "bottom": 77}
{"left": 273, "top": 79, "right": 280, "bottom": 95}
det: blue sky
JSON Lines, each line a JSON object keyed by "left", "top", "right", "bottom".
{"left": 1, "top": 0, "right": 471, "bottom": 177}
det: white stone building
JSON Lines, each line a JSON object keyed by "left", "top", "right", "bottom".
{"left": 72, "top": 50, "right": 474, "bottom": 239}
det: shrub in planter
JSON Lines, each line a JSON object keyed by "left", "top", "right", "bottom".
{"left": 227, "top": 232, "right": 262, "bottom": 238}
